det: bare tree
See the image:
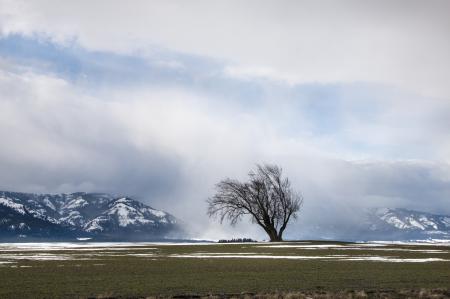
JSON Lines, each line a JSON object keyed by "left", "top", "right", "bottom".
{"left": 207, "top": 164, "right": 303, "bottom": 242}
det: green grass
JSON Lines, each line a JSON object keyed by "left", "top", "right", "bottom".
{"left": 0, "top": 241, "right": 449, "bottom": 298}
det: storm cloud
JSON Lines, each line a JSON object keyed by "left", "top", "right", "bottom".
{"left": 0, "top": 1, "right": 449, "bottom": 240}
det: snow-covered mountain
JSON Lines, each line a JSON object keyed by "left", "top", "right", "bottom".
{"left": 364, "top": 207, "right": 450, "bottom": 240}
{"left": 293, "top": 207, "right": 450, "bottom": 242}
{"left": 0, "top": 191, "right": 184, "bottom": 241}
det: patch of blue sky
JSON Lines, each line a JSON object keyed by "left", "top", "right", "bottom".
{"left": 0, "top": 34, "right": 264, "bottom": 105}
{"left": 295, "top": 84, "right": 344, "bottom": 135}
{"left": 0, "top": 35, "right": 382, "bottom": 114}
{"left": 294, "top": 83, "right": 384, "bottom": 133}
{"left": 0, "top": 34, "right": 188, "bottom": 86}
{"left": 0, "top": 34, "right": 83, "bottom": 77}
{"left": 1, "top": 34, "right": 408, "bottom": 159}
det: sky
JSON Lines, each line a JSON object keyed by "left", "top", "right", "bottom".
{"left": 0, "top": 0, "right": 449, "bottom": 240}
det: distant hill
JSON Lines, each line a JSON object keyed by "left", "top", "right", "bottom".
{"left": 294, "top": 207, "right": 450, "bottom": 242}
{"left": 363, "top": 207, "right": 450, "bottom": 241}
{"left": 0, "top": 191, "right": 184, "bottom": 241}
{"left": 3, "top": 190, "right": 448, "bottom": 242}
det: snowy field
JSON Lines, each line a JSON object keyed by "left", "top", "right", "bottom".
{"left": 1, "top": 241, "right": 450, "bottom": 298}
{"left": 1, "top": 241, "right": 450, "bottom": 266}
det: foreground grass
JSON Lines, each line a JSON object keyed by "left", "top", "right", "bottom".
{"left": 0, "top": 241, "right": 449, "bottom": 298}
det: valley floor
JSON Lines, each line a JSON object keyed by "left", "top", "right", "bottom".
{"left": 0, "top": 241, "right": 450, "bottom": 298}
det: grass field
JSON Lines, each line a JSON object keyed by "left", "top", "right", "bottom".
{"left": 1, "top": 241, "right": 450, "bottom": 298}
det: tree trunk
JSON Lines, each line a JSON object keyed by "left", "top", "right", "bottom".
{"left": 276, "top": 231, "right": 283, "bottom": 242}
{"left": 267, "top": 227, "right": 283, "bottom": 242}
{"left": 269, "top": 235, "right": 283, "bottom": 242}
{"left": 258, "top": 222, "right": 283, "bottom": 242}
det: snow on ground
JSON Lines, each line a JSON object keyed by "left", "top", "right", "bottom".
{"left": 0, "top": 247, "right": 157, "bottom": 252}
{"left": 0, "top": 197, "right": 26, "bottom": 214}
{"left": 42, "top": 197, "right": 56, "bottom": 211}
{"left": 0, "top": 254, "right": 75, "bottom": 261}
{"left": 333, "top": 247, "right": 446, "bottom": 253}
{"left": 257, "top": 244, "right": 386, "bottom": 249}
{"left": 62, "top": 197, "right": 88, "bottom": 210}
{"left": 257, "top": 244, "right": 347, "bottom": 248}
{"left": 170, "top": 254, "right": 449, "bottom": 263}
{"left": 371, "top": 240, "right": 450, "bottom": 246}
{"left": 343, "top": 257, "right": 448, "bottom": 263}
{"left": 83, "top": 217, "right": 106, "bottom": 232}
{"left": 190, "top": 252, "right": 260, "bottom": 255}
{"left": 107, "top": 202, "right": 154, "bottom": 227}
{"left": 170, "top": 254, "right": 335, "bottom": 260}
{"left": 0, "top": 242, "right": 161, "bottom": 253}
{"left": 148, "top": 209, "right": 167, "bottom": 218}
{"left": 1, "top": 242, "right": 449, "bottom": 265}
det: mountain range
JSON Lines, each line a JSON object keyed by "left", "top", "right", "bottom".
{"left": 294, "top": 207, "right": 450, "bottom": 242}
{"left": 363, "top": 207, "right": 450, "bottom": 241}
{"left": 1, "top": 190, "right": 449, "bottom": 242}
{"left": 0, "top": 191, "right": 184, "bottom": 241}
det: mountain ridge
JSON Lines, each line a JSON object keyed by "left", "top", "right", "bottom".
{"left": 294, "top": 207, "right": 450, "bottom": 242}
{"left": 0, "top": 191, "right": 184, "bottom": 241}
{"left": 364, "top": 207, "right": 450, "bottom": 240}
{"left": 2, "top": 190, "right": 449, "bottom": 242}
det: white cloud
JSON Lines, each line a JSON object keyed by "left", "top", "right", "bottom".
{"left": 1, "top": 60, "right": 449, "bottom": 240}
{"left": 223, "top": 65, "right": 298, "bottom": 85}
{"left": 1, "top": 1, "right": 450, "bottom": 239}
{"left": 1, "top": 0, "right": 450, "bottom": 98}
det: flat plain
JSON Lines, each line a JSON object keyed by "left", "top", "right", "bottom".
{"left": 1, "top": 241, "right": 450, "bottom": 298}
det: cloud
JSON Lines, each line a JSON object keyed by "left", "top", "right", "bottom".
{"left": 0, "top": 63, "right": 183, "bottom": 197}
{"left": 1, "top": 52, "right": 449, "bottom": 240}
{"left": 0, "top": 3, "right": 450, "bottom": 240}
{"left": 1, "top": 0, "right": 450, "bottom": 98}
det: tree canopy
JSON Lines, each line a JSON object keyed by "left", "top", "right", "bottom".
{"left": 207, "top": 164, "right": 303, "bottom": 241}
